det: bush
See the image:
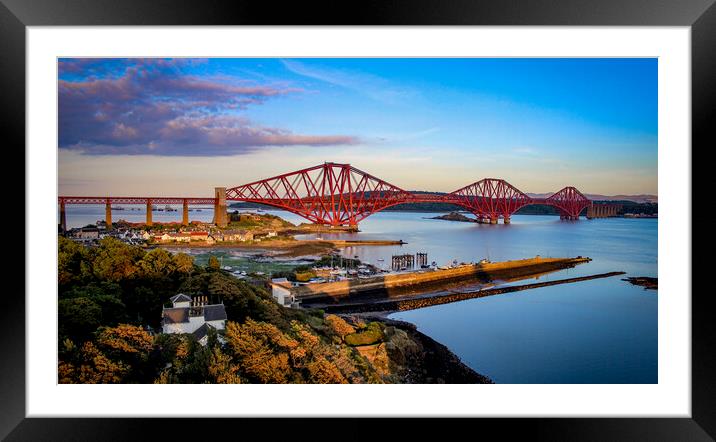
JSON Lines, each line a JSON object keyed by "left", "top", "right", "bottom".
{"left": 344, "top": 322, "right": 384, "bottom": 346}
{"left": 294, "top": 271, "right": 315, "bottom": 282}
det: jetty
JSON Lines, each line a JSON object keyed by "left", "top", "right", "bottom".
{"left": 318, "top": 271, "right": 626, "bottom": 314}
{"left": 293, "top": 256, "right": 592, "bottom": 301}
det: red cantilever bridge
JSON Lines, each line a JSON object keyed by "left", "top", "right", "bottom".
{"left": 58, "top": 162, "right": 592, "bottom": 229}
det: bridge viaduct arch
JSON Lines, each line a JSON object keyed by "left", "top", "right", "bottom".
{"left": 58, "top": 162, "right": 593, "bottom": 230}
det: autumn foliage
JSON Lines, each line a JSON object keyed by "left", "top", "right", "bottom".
{"left": 58, "top": 238, "right": 391, "bottom": 384}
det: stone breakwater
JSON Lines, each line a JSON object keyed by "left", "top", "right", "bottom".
{"left": 320, "top": 271, "right": 626, "bottom": 314}
{"left": 295, "top": 256, "right": 593, "bottom": 300}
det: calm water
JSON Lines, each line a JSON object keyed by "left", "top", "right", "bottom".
{"left": 63, "top": 207, "right": 657, "bottom": 383}
{"left": 301, "top": 212, "right": 658, "bottom": 384}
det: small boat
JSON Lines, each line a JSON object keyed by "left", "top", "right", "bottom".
{"left": 377, "top": 258, "right": 385, "bottom": 261}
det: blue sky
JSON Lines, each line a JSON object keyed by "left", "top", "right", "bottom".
{"left": 58, "top": 58, "right": 657, "bottom": 196}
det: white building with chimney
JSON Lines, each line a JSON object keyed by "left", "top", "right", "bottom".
{"left": 161, "top": 293, "right": 227, "bottom": 345}
{"left": 269, "top": 278, "right": 299, "bottom": 307}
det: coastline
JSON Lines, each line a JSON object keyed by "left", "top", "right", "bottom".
{"left": 343, "top": 313, "right": 493, "bottom": 383}
{"left": 155, "top": 238, "right": 404, "bottom": 257}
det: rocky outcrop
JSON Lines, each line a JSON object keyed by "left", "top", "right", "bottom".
{"left": 345, "top": 316, "right": 492, "bottom": 384}
{"left": 430, "top": 212, "right": 478, "bottom": 223}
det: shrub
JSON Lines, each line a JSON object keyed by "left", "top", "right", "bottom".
{"left": 344, "top": 322, "right": 384, "bottom": 346}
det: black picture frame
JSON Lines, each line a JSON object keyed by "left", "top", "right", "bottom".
{"left": 4, "top": 0, "right": 713, "bottom": 439}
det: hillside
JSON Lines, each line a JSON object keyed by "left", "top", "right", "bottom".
{"left": 57, "top": 237, "right": 488, "bottom": 384}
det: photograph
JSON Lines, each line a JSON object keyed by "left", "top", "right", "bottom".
{"left": 56, "top": 57, "right": 658, "bottom": 385}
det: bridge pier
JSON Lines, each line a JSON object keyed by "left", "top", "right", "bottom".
{"left": 213, "top": 187, "right": 228, "bottom": 227}
{"left": 105, "top": 200, "right": 112, "bottom": 230}
{"left": 182, "top": 199, "right": 189, "bottom": 226}
{"left": 503, "top": 216, "right": 511, "bottom": 224}
{"left": 490, "top": 217, "right": 498, "bottom": 224}
{"left": 59, "top": 198, "right": 67, "bottom": 233}
{"left": 146, "top": 199, "right": 153, "bottom": 226}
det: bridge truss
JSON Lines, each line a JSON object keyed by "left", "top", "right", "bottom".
{"left": 225, "top": 163, "right": 592, "bottom": 226}
{"left": 58, "top": 162, "right": 592, "bottom": 227}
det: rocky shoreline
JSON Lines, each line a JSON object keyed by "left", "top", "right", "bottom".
{"left": 344, "top": 314, "right": 493, "bottom": 383}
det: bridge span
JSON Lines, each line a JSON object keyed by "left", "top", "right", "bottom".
{"left": 58, "top": 162, "right": 594, "bottom": 230}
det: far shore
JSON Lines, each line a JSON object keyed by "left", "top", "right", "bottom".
{"left": 155, "top": 238, "right": 405, "bottom": 257}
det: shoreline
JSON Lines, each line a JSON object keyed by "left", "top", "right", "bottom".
{"left": 341, "top": 314, "right": 493, "bottom": 383}
{"left": 155, "top": 238, "right": 405, "bottom": 257}
{"left": 294, "top": 256, "right": 592, "bottom": 301}
{"left": 340, "top": 271, "right": 626, "bottom": 382}
{"left": 315, "top": 271, "right": 625, "bottom": 314}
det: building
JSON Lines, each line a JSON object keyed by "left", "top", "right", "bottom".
{"left": 189, "top": 231, "right": 209, "bottom": 241}
{"left": 161, "top": 293, "right": 227, "bottom": 345}
{"left": 254, "top": 231, "right": 278, "bottom": 240}
{"left": 77, "top": 226, "right": 100, "bottom": 239}
{"left": 216, "top": 229, "right": 253, "bottom": 242}
{"left": 269, "top": 278, "right": 299, "bottom": 307}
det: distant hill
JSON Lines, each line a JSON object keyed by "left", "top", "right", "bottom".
{"left": 229, "top": 191, "right": 658, "bottom": 213}
{"left": 527, "top": 193, "right": 657, "bottom": 203}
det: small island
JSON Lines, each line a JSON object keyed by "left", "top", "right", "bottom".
{"left": 623, "top": 276, "right": 658, "bottom": 290}
{"left": 429, "top": 212, "right": 479, "bottom": 223}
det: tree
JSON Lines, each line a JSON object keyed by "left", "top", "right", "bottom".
{"left": 172, "top": 253, "right": 194, "bottom": 274}
{"left": 207, "top": 255, "right": 220, "bottom": 270}
{"left": 58, "top": 341, "right": 129, "bottom": 384}
{"left": 91, "top": 237, "right": 143, "bottom": 281}
{"left": 94, "top": 324, "right": 155, "bottom": 382}
{"left": 138, "top": 248, "right": 177, "bottom": 277}
{"left": 61, "top": 282, "right": 127, "bottom": 326}
{"left": 58, "top": 236, "right": 93, "bottom": 287}
{"left": 207, "top": 347, "right": 244, "bottom": 384}
{"left": 224, "top": 320, "right": 297, "bottom": 383}
{"left": 324, "top": 314, "right": 356, "bottom": 339}
{"left": 58, "top": 297, "right": 102, "bottom": 343}
{"left": 306, "top": 355, "right": 348, "bottom": 384}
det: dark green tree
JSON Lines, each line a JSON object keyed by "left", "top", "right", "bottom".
{"left": 207, "top": 255, "right": 220, "bottom": 270}
{"left": 58, "top": 297, "right": 102, "bottom": 343}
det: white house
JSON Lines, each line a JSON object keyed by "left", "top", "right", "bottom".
{"left": 161, "top": 294, "right": 227, "bottom": 345}
{"left": 169, "top": 293, "right": 192, "bottom": 308}
{"left": 269, "top": 278, "right": 298, "bottom": 307}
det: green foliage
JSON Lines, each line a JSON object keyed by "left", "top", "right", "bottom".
{"left": 207, "top": 255, "right": 220, "bottom": 270}
{"left": 57, "top": 237, "right": 396, "bottom": 384}
{"left": 57, "top": 237, "right": 196, "bottom": 335}
{"left": 314, "top": 254, "right": 361, "bottom": 269}
{"left": 344, "top": 322, "right": 385, "bottom": 347}
{"left": 58, "top": 297, "right": 102, "bottom": 343}
{"left": 91, "top": 237, "right": 145, "bottom": 281}
{"left": 294, "top": 271, "right": 315, "bottom": 282}
{"left": 58, "top": 236, "right": 94, "bottom": 288}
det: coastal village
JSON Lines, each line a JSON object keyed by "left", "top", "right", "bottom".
{"left": 62, "top": 211, "right": 281, "bottom": 246}
{"left": 60, "top": 206, "right": 655, "bottom": 314}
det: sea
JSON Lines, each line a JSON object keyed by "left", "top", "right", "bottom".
{"left": 62, "top": 205, "right": 657, "bottom": 383}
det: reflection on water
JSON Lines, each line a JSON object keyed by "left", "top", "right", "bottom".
{"left": 64, "top": 207, "right": 657, "bottom": 383}
{"left": 303, "top": 212, "right": 657, "bottom": 383}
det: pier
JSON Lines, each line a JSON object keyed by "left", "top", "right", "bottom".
{"left": 293, "top": 256, "right": 592, "bottom": 301}
{"left": 318, "top": 271, "right": 626, "bottom": 314}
